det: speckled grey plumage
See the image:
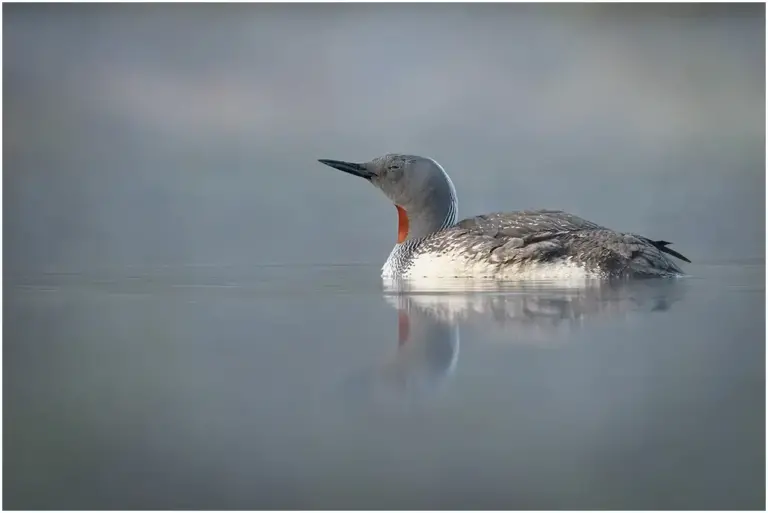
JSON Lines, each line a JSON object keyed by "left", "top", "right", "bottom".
{"left": 406, "top": 209, "right": 687, "bottom": 278}
{"left": 455, "top": 209, "right": 604, "bottom": 236}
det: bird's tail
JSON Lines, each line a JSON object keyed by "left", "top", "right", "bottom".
{"left": 643, "top": 238, "right": 691, "bottom": 263}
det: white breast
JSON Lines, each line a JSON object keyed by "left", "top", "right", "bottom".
{"left": 396, "top": 251, "right": 595, "bottom": 280}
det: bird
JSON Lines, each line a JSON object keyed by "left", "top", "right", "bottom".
{"left": 318, "top": 154, "right": 690, "bottom": 280}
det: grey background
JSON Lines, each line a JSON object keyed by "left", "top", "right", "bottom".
{"left": 4, "top": 3, "right": 764, "bottom": 271}
{"left": 3, "top": 3, "right": 765, "bottom": 510}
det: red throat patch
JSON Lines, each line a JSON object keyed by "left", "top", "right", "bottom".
{"left": 396, "top": 205, "right": 409, "bottom": 243}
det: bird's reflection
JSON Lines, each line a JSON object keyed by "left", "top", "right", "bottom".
{"left": 345, "top": 277, "right": 688, "bottom": 406}
{"left": 342, "top": 294, "right": 460, "bottom": 407}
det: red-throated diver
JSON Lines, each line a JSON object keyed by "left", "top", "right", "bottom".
{"left": 318, "top": 154, "right": 690, "bottom": 279}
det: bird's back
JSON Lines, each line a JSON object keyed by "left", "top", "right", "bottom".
{"left": 454, "top": 209, "right": 604, "bottom": 238}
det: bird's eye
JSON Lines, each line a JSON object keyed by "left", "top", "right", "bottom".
{"left": 389, "top": 164, "right": 401, "bottom": 170}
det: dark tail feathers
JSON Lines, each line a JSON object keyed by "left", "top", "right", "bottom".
{"left": 643, "top": 238, "right": 691, "bottom": 263}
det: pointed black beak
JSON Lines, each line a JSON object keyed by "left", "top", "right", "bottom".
{"left": 318, "top": 159, "right": 374, "bottom": 181}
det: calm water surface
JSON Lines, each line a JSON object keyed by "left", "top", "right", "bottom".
{"left": 4, "top": 262, "right": 765, "bottom": 509}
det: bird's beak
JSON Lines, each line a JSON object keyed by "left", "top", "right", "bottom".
{"left": 318, "top": 159, "right": 374, "bottom": 181}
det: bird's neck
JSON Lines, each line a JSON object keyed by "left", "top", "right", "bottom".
{"left": 401, "top": 166, "right": 459, "bottom": 241}
{"left": 382, "top": 164, "right": 459, "bottom": 277}
{"left": 382, "top": 193, "right": 458, "bottom": 278}
{"left": 405, "top": 198, "right": 458, "bottom": 240}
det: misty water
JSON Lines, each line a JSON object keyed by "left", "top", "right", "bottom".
{"left": 4, "top": 3, "right": 765, "bottom": 510}
{"left": 4, "top": 261, "right": 764, "bottom": 509}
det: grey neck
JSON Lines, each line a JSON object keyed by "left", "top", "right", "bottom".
{"left": 404, "top": 165, "right": 459, "bottom": 241}
{"left": 381, "top": 159, "right": 460, "bottom": 277}
{"left": 407, "top": 197, "right": 458, "bottom": 240}
{"left": 382, "top": 197, "right": 458, "bottom": 277}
